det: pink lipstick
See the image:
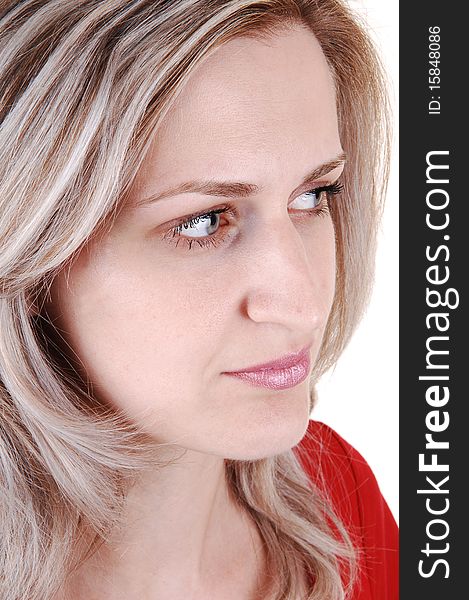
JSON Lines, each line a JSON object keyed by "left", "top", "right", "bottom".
{"left": 223, "top": 345, "right": 311, "bottom": 390}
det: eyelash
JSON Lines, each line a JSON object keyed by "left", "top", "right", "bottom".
{"left": 161, "top": 181, "right": 344, "bottom": 252}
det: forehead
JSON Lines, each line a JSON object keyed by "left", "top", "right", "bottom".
{"left": 134, "top": 25, "right": 340, "bottom": 191}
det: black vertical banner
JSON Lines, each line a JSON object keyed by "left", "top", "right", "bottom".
{"left": 400, "top": 3, "right": 466, "bottom": 598}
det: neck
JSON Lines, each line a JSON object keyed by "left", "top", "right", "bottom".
{"left": 57, "top": 446, "right": 269, "bottom": 599}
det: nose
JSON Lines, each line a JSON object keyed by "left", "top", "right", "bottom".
{"left": 240, "top": 214, "right": 334, "bottom": 333}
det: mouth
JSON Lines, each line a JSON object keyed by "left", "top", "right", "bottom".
{"left": 222, "top": 345, "right": 312, "bottom": 390}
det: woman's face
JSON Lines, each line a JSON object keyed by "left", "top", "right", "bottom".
{"left": 48, "top": 25, "right": 344, "bottom": 459}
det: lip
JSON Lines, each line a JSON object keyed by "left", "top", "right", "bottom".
{"left": 222, "top": 345, "right": 312, "bottom": 391}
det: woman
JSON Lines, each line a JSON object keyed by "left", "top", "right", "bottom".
{"left": 0, "top": 1, "right": 397, "bottom": 599}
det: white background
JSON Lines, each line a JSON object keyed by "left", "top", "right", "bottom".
{"left": 313, "top": 0, "right": 399, "bottom": 521}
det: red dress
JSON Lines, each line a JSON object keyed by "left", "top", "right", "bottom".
{"left": 295, "top": 419, "right": 399, "bottom": 599}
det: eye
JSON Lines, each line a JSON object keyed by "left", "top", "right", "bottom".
{"left": 173, "top": 207, "right": 227, "bottom": 239}
{"left": 161, "top": 181, "right": 343, "bottom": 252}
{"left": 290, "top": 182, "right": 343, "bottom": 211}
{"left": 162, "top": 205, "right": 237, "bottom": 251}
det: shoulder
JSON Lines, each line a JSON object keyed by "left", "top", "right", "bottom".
{"left": 295, "top": 419, "right": 399, "bottom": 599}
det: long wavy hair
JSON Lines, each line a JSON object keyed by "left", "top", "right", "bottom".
{"left": 0, "top": 1, "right": 390, "bottom": 599}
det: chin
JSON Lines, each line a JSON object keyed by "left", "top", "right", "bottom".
{"left": 220, "top": 412, "right": 310, "bottom": 461}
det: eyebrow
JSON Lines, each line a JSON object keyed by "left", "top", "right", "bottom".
{"left": 136, "top": 152, "right": 346, "bottom": 207}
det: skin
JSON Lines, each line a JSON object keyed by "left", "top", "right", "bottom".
{"left": 48, "top": 24, "right": 344, "bottom": 600}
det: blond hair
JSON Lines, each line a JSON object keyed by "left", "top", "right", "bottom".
{"left": 0, "top": 1, "right": 390, "bottom": 598}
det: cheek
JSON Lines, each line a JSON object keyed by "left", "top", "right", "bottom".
{"left": 302, "top": 216, "right": 337, "bottom": 315}
{"left": 47, "top": 250, "right": 224, "bottom": 427}
{"left": 324, "top": 219, "right": 337, "bottom": 307}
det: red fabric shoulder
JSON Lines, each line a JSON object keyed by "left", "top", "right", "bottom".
{"left": 294, "top": 419, "right": 399, "bottom": 599}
